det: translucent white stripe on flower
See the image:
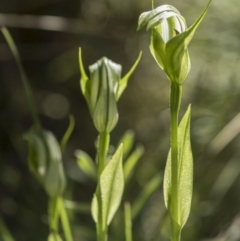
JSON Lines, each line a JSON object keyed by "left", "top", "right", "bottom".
{"left": 138, "top": 4, "right": 187, "bottom": 42}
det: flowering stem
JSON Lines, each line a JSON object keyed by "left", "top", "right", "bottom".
{"left": 98, "top": 132, "right": 110, "bottom": 178}
{"left": 48, "top": 197, "right": 60, "bottom": 233}
{"left": 170, "top": 83, "right": 182, "bottom": 241}
{"left": 97, "top": 131, "right": 110, "bottom": 241}
{"left": 59, "top": 197, "right": 73, "bottom": 241}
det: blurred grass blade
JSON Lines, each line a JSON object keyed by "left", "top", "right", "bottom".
{"left": 0, "top": 217, "right": 15, "bottom": 241}
{"left": 164, "top": 105, "right": 193, "bottom": 227}
{"left": 1, "top": 27, "right": 40, "bottom": 126}
{"left": 64, "top": 200, "right": 91, "bottom": 214}
{"left": 210, "top": 154, "right": 240, "bottom": 200}
{"left": 117, "top": 130, "right": 135, "bottom": 159}
{"left": 116, "top": 51, "right": 142, "bottom": 100}
{"left": 132, "top": 173, "right": 162, "bottom": 219}
{"left": 48, "top": 197, "right": 61, "bottom": 232}
{"left": 48, "top": 233, "right": 63, "bottom": 241}
{"left": 124, "top": 145, "right": 144, "bottom": 183}
{"left": 124, "top": 202, "right": 133, "bottom": 241}
{"left": 60, "top": 115, "right": 75, "bottom": 153}
{"left": 59, "top": 198, "right": 73, "bottom": 241}
{"left": 208, "top": 112, "right": 240, "bottom": 156}
{"left": 75, "top": 150, "right": 97, "bottom": 180}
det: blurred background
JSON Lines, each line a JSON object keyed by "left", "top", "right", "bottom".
{"left": 1, "top": 0, "right": 240, "bottom": 240}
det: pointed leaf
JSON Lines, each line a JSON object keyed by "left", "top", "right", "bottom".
{"left": 164, "top": 105, "right": 193, "bottom": 227}
{"left": 117, "top": 129, "right": 135, "bottom": 159}
{"left": 100, "top": 144, "right": 124, "bottom": 225}
{"left": 60, "top": 115, "right": 75, "bottom": 153}
{"left": 116, "top": 52, "right": 142, "bottom": 100}
{"left": 91, "top": 193, "right": 98, "bottom": 223}
{"left": 75, "top": 150, "right": 97, "bottom": 180}
{"left": 78, "top": 48, "right": 89, "bottom": 97}
{"left": 123, "top": 145, "right": 144, "bottom": 183}
{"left": 165, "top": 0, "right": 212, "bottom": 83}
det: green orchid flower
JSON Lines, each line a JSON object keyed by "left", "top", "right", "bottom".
{"left": 137, "top": 1, "right": 212, "bottom": 84}
{"left": 79, "top": 48, "right": 142, "bottom": 133}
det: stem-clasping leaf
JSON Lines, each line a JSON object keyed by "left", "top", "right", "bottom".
{"left": 91, "top": 144, "right": 124, "bottom": 227}
{"left": 137, "top": 0, "right": 212, "bottom": 84}
{"left": 163, "top": 105, "right": 192, "bottom": 228}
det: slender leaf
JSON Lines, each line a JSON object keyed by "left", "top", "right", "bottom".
{"left": 48, "top": 197, "right": 61, "bottom": 232}
{"left": 78, "top": 48, "right": 89, "bottom": 96}
{"left": 75, "top": 150, "right": 97, "bottom": 180}
{"left": 117, "top": 130, "right": 135, "bottom": 160}
{"left": 1, "top": 27, "right": 40, "bottom": 126}
{"left": 163, "top": 105, "right": 193, "bottom": 227}
{"left": 116, "top": 52, "right": 142, "bottom": 100}
{"left": 64, "top": 200, "right": 91, "bottom": 214}
{"left": 91, "top": 193, "right": 98, "bottom": 223}
{"left": 59, "top": 198, "right": 73, "bottom": 241}
{"left": 60, "top": 115, "right": 75, "bottom": 153}
{"left": 123, "top": 145, "right": 144, "bottom": 183}
{"left": 132, "top": 173, "right": 162, "bottom": 219}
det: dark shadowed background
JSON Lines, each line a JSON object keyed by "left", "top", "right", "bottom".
{"left": 1, "top": 0, "right": 240, "bottom": 240}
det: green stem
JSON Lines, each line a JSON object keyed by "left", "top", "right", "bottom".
{"left": 1, "top": 27, "right": 41, "bottom": 127}
{"left": 98, "top": 132, "right": 110, "bottom": 178}
{"left": 124, "top": 202, "right": 132, "bottom": 241}
{"left": 96, "top": 131, "right": 110, "bottom": 241}
{"left": 59, "top": 197, "right": 73, "bottom": 241}
{"left": 170, "top": 83, "right": 182, "bottom": 241}
{"left": 48, "top": 197, "right": 60, "bottom": 233}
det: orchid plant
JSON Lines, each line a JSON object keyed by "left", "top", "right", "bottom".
{"left": 137, "top": 0, "right": 212, "bottom": 240}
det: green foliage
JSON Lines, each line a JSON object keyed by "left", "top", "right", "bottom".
{"left": 60, "top": 115, "right": 75, "bottom": 153}
{"left": 75, "top": 150, "right": 97, "bottom": 180}
{"left": 164, "top": 106, "right": 192, "bottom": 228}
{"left": 91, "top": 144, "right": 124, "bottom": 227}
{"left": 123, "top": 144, "right": 144, "bottom": 183}
{"left": 132, "top": 174, "right": 162, "bottom": 219}
{"left": 48, "top": 233, "right": 63, "bottom": 241}
{"left": 25, "top": 127, "right": 66, "bottom": 198}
